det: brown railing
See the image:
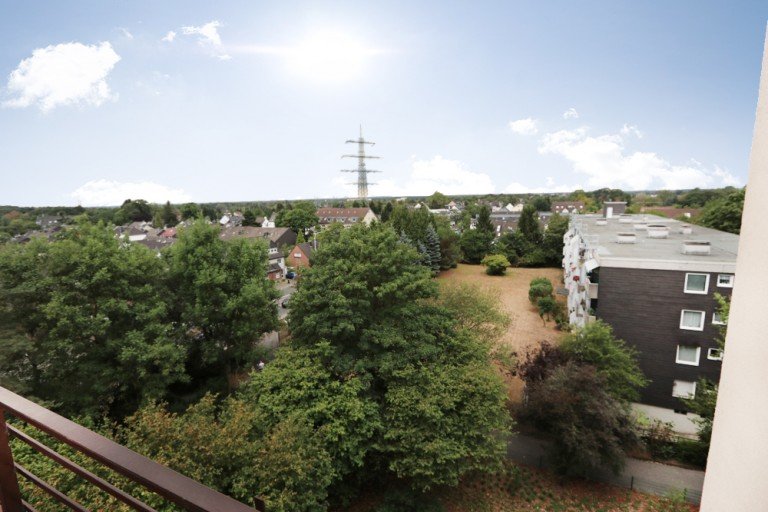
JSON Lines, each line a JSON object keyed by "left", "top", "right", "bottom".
{"left": 0, "top": 387, "right": 265, "bottom": 512}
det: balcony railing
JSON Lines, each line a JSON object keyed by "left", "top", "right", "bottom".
{"left": 0, "top": 386, "right": 264, "bottom": 512}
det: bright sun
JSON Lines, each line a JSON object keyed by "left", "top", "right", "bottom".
{"left": 285, "top": 31, "right": 380, "bottom": 84}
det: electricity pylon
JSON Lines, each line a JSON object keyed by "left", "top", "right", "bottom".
{"left": 341, "top": 126, "right": 381, "bottom": 199}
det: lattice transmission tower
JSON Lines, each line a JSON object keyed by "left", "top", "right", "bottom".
{"left": 341, "top": 126, "right": 381, "bottom": 199}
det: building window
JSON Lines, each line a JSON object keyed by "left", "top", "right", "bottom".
{"left": 673, "top": 380, "right": 697, "bottom": 398}
{"left": 708, "top": 348, "right": 723, "bottom": 361}
{"left": 684, "top": 273, "right": 709, "bottom": 294}
{"left": 676, "top": 345, "right": 701, "bottom": 366}
{"left": 712, "top": 311, "right": 726, "bottom": 325}
{"left": 717, "top": 274, "right": 734, "bottom": 288}
{"left": 294, "top": 253, "right": 302, "bottom": 258}
{"left": 680, "top": 310, "right": 705, "bottom": 331}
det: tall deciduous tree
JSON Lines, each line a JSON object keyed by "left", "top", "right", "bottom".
{"left": 560, "top": 320, "right": 648, "bottom": 402}
{"left": 166, "top": 221, "right": 279, "bottom": 380}
{"left": 697, "top": 188, "right": 745, "bottom": 234}
{"left": 0, "top": 223, "right": 187, "bottom": 418}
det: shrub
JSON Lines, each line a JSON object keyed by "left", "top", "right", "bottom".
{"left": 528, "top": 278, "right": 553, "bottom": 303}
{"left": 482, "top": 254, "right": 511, "bottom": 275}
{"left": 536, "top": 296, "right": 558, "bottom": 325}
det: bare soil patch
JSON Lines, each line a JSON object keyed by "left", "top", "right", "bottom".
{"left": 438, "top": 264, "right": 565, "bottom": 402}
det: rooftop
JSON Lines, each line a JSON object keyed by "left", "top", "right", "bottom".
{"left": 572, "top": 214, "right": 739, "bottom": 272}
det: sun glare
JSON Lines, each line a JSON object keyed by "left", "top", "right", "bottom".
{"left": 285, "top": 31, "right": 380, "bottom": 84}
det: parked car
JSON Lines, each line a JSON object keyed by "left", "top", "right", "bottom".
{"left": 286, "top": 271, "right": 296, "bottom": 279}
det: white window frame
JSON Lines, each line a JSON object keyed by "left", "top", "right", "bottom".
{"left": 672, "top": 380, "right": 697, "bottom": 399}
{"left": 717, "top": 274, "right": 734, "bottom": 288}
{"left": 293, "top": 253, "right": 302, "bottom": 258}
{"left": 684, "top": 273, "right": 710, "bottom": 294}
{"left": 708, "top": 348, "right": 723, "bottom": 361}
{"left": 676, "top": 345, "right": 701, "bottom": 366}
{"left": 680, "top": 310, "right": 706, "bottom": 331}
{"left": 712, "top": 311, "right": 726, "bottom": 325}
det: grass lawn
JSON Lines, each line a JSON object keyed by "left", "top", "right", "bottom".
{"left": 438, "top": 263, "right": 565, "bottom": 402}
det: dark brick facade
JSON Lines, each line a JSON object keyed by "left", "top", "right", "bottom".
{"left": 596, "top": 267, "right": 732, "bottom": 409}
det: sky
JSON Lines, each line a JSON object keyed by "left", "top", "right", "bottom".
{"left": 1, "top": 1, "right": 768, "bottom": 206}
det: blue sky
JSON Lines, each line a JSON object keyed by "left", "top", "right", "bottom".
{"left": 1, "top": 1, "right": 767, "bottom": 206}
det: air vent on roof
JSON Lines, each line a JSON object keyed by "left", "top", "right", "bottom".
{"left": 679, "top": 224, "right": 693, "bottom": 235}
{"left": 616, "top": 232, "right": 636, "bottom": 244}
{"left": 595, "top": 219, "right": 607, "bottom": 226}
{"left": 647, "top": 225, "right": 669, "bottom": 239}
{"left": 618, "top": 214, "right": 632, "bottom": 224}
{"left": 682, "top": 240, "right": 711, "bottom": 255}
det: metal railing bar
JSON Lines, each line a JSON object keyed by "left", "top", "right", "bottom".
{"left": 8, "top": 425, "right": 157, "bottom": 512}
{"left": 15, "top": 463, "right": 90, "bottom": 512}
{"left": 0, "top": 387, "right": 263, "bottom": 512}
{"left": 22, "top": 499, "right": 40, "bottom": 512}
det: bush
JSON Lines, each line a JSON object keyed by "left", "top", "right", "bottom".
{"left": 482, "top": 254, "right": 511, "bottom": 275}
{"left": 528, "top": 278, "right": 553, "bottom": 303}
{"left": 536, "top": 296, "right": 557, "bottom": 325}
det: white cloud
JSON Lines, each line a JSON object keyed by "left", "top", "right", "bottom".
{"left": 337, "top": 155, "right": 496, "bottom": 197}
{"left": 118, "top": 28, "right": 134, "bottom": 40}
{"left": 537, "top": 126, "right": 741, "bottom": 190}
{"left": 562, "top": 107, "right": 579, "bottom": 120}
{"left": 509, "top": 118, "right": 539, "bottom": 135}
{"left": 71, "top": 180, "right": 192, "bottom": 206}
{"left": 3, "top": 42, "right": 121, "bottom": 112}
{"left": 161, "top": 30, "right": 177, "bottom": 42}
{"left": 620, "top": 123, "right": 643, "bottom": 138}
{"left": 180, "top": 20, "right": 230, "bottom": 59}
{"left": 504, "top": 178, "right": 583, "bottom": 194}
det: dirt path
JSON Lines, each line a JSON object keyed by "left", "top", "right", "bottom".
{"left": 438, "top": 264, "right": 565, "bottom": 401}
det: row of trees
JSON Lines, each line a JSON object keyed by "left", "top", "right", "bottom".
{"left": 0, "top": 220, "right": 279, "bottom": 419}
{"left": 458, "top": 204, "right": 569, "bottom": 268}
{"left": 11, "top": 223, "right": 511, "bottom": 512}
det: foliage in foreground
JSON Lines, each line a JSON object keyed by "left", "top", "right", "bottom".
{"left": 123, "top": 224, "right": 511, "bottom": 511}
{"left": 518, "top": 321, "right": 647, "bottom": 477}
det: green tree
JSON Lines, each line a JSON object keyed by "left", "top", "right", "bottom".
{"left": 242, "top": 209, "right": 258, "bottom": 226}
{"left": 276, "top": 202, "right": 319, "bottom": 236}
{"left": 434, "top": 217, "right": 459, "bottom": 270}
{"left": 530, "top": 195, "right": 551, "bottom": 212}
{"left": 425, "top": 224, "right": 442, "bottom": 274}
{"left": 528, "top": 277, "right": 553, "bottom": 303}
{"left": 536, "top": 296, "right": 558, "bottom": 325}
{"left": 475, "top": 205, "right": 494, "bottom": 235}
{"left": 114, "top": 199, "right": 154, "bottom": 224}
{"left": 459, "top": 229, "right": 493, "bottom": 264}
{"left": 179, "top": 202, "right": 202, "bottom": 220}
{"left": 481, "top": 254, "right": 510, "bottom": 276}
{"left": 380, "top": 202, "right": 394, "bottom": 222}
{"left": 0, "top": 223, "right": 187, "bottom": 418}
{"left": 280, "top": 224, "right": 509, "bottom": 497}
{"left": 542, "top": 213, "right": 569, "bottom": 266}
{"left": 426, "top": 191, "right": 449, "bottom": 209}
{"left": 697, "top": 188, "right": 745, "bottom": 234}
{"left": 560, "top": 320, "right": 648, "bottom": 402}
{"left": 518, "top": 204, "right": 542, "bottom": 245}
{"left": 160, "top": 200, "right": 177, "bottom": 227}
{"left": 166, "top": 221, "right": 279, "bottom": 381}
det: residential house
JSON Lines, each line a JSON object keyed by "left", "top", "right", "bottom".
{"left": 287, "top": 242, "right": 317, "bottom": 269}
{"left": 219, "top": 226, "right": 297, "bottom": 249}
{"left": 552, "top": 201, "right": 585, "bottom": 215}
{"left": 316, "top": 207, "right": 377, "bottom": 227}
{"left": 563, "top": 210, "right": 736, "bottom": 433}
{"left": 35, "top": 215, "right": 62, "bottom": 229}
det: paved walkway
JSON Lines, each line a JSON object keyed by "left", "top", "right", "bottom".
{"left": 507, "top": 433, "right": 705, "bottom": 502}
